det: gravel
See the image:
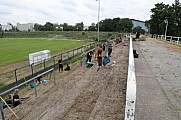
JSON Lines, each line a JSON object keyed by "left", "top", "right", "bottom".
{"left": 138, "top": 38, "right": 181, "bottom": 119}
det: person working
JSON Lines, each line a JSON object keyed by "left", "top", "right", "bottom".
{"left": 86, "top": 50, "right": 95, "bottom": 62}
{"left": 58, "top": 59, "right": 63, "bottom": 72}
{"left": 64, "top": 64, "right": 70, "bottom": 71}
{"left": 97, "top": 44, "right": 103, "bottom": 71}
{"left": 107, "top": 39, "right": 113, "bottom": 57}
{"left": 36, "top": 76, "right": 42, "bottom": 84}
{"left": 13, "top": 89, "right": 20, "bottom": 107}
{"left": 136, "top": 32, "right": 140, "bottom": 39}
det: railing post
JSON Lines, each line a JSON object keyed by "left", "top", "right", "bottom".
{"left": 33, "top": 79, "right": 37, "bottom": 97}
{"left": 80, "top": 54, "right": 83, "bottom": 66}
{"left": 52, "top": 57, "right": 56, "bottom": 70}
{"left": 0, "top": 100, "right": 5, "bottom": 120}
{"left": 60, "top": 54, "right": 62, "bottom": 61}
{"left": 14, "top": 69, "right": 18, "bottom": 82}
{"left": 30, "top": 64, "right": 37, "bottom": 97}
{"left": 53, "top": 68, "right": 56, "bottom": 85}
{"left": 67, "top": 52, "right": 69, "bottom": 60}
{"left": 170, "top": 36, "right": 172, "bottom": 42}
{"left": 177, "top": 37, "right": 179, "bottom": 44}
{"left": 43, "top": 59, "right": 46, "bottom": 69}
{"left": 31, "top": 64, "right": 34, "bottom": 76}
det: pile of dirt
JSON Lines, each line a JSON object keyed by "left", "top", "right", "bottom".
{"left": 4, "top": 43, "right": 129, "bottom": 120}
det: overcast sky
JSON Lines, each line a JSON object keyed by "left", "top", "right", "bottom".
{"left": 0, "top": 0, "right": 174, "bottom": 26}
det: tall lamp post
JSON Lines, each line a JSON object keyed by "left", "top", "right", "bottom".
{"left": 0, "top": 24, "right": 2, "bottom": 38}
{"left": 148, "top": 25, "right": 150, "bottom": 34}
{"left": 96, "top": 0, "right": 100, "bottom": 42}
{"left": 164, "top": 19, "right": 168, "bottom": 40}
{"left": 0, "top": 24, "right": 1, "bottom": 31}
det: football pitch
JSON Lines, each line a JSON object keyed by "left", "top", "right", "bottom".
{"left": 0, "top": 38, "right": 88, "bottom": 66}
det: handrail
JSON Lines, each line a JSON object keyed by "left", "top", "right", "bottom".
{"left": 0, "top": 42, "right": 96, "bottom": 96}
{"left": 153, "top": 34, "right": 181, "bottom": 44}
{"left": 124, "top": 34, "right": 136, "bottom": 120}
{"left": 0, "top": 68, "right": 55, "bottom": 96}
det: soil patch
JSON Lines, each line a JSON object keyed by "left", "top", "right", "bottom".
{"left": 4, "top": 43, "right": 129, "bottom": 120}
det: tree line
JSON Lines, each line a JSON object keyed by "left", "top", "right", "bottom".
{"left": 33, "top": 18, "right": 139, "bottom": 33}
{"left": 146, "top": 0, "right": 181, "bottom": 36}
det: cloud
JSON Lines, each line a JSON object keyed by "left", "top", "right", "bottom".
{"left": 0, "top": 0, "right": 25, "bottom": 9}
{"left": 0, "top": 8, "right": 11, "bottom": 15}
{"left": 0, "top": 0, "right": 174, "bottom": 26}
{"left": 83, "top": 2, "right": 98, "bottom": 11}
{"left": 60, "top": 0, "right": 77, "bottom": 12}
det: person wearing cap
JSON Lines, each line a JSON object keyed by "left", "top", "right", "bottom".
{"left": 13, "top": 89, "right": 20, "bottom": 107}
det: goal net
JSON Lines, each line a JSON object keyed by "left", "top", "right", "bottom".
{"left": 48, "top": 34, "right": 67, "bottom": 40}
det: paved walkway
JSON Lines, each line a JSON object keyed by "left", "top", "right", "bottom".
{"left": 133, "top": 41, "right": 179, "bottom": 120}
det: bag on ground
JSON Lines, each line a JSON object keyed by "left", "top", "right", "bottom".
{"left": 103, "top": 56, "right": 110, "bottom": 66}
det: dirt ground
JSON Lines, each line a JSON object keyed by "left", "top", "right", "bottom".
{"left": 3, "top": 43, "right": 129, "bottom": 120}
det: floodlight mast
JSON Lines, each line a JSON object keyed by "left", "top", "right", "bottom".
{"left": 164, "top": 19, "right": 168, "bottom": 40}
{"left": 96, "top": 0, "right": 100, "bottom": 42}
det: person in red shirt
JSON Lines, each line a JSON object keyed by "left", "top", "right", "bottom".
{"left": 97, "top": 44, "right": 103, "bottom": 71}
{"left": 115, "top": 37, "right": 120, "bottom": 44}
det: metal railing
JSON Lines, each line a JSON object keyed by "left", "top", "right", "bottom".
{"left": 0, "top": 42, "right": 96, "bottom": 120}
{"left": 153, "top": 34, "right": 181, "bottom": 44}
{"left": 0, "top": 42, "right": 96, "bottom": 95}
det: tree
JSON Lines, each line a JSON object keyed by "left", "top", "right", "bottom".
{"left": 34, "top": 23, "right": 40, "bottom": 31}
{"left": 96, "top": 17, "right": 133, "bottom": 32}
{"left": 149, "top": 3, "right": 170, "bottom": 35}
{"left": 62, "top": 23, "right": 69, "bottom": 31}
{"left": 99, "top": 18, "right": 113, "bottom": 31}
{"left": 34, "top": 23, "right": 45, "bottom": 31}
{"left": 119, "top": 18, "right": 133, "bottom": 33}
{"left": 172, "top": 0, "right": 181, "bottom": 36}
{"left": 75, "top": 22, "right": 84, "bottom": 31}
{"left": 148, "top": 1, "right": 181, "bottom": 36}
{"left": 88, "top": 23, "right": 96, "bottom": 31}
{"left": 132, "top": 26, "right": 145, "bottom": 34}
{"left": 44, "top": 22, "right": 54, "bottom": 31}
{"left": 112, "top": 17, "right": 122, "bottom": 32}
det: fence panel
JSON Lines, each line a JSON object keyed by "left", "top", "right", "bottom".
{"left": 153, "top": 34, "right": 181, "bottom": 44}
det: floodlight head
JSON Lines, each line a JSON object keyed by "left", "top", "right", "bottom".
{"left": 164, "top": 19, "right": 168, "bottom": 23}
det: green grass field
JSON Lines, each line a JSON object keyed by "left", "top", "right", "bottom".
{"left": 0, "top": 38, "right": 88, "bottom": 66}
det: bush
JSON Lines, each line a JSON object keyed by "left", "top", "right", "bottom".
{"left": 139, "top": 35, "right": 146, "bottom": 41}
{"left": 0, "top": 81, "right": 5, "bottom": 88}
{"left": 82, "top": 32, "right": 85, "bottom": 35}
